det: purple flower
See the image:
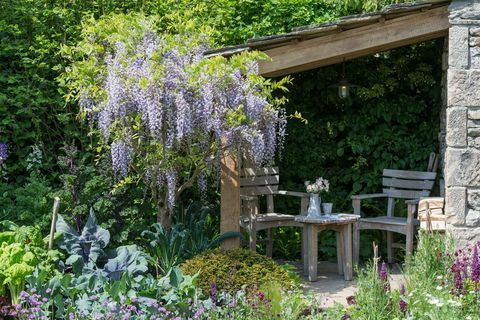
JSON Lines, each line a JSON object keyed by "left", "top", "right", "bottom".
{"left": 380, "top": 261, "right": 388, "bottom": 281}
{"left": 472, "top": 243, "right": 480, "bottom": 283}
{"left": 210, "top": 283, "right": 218, "bottom": 305}
{"left": 111, "top": 139, "right": 132, "bottom": 178}
{"left": 399, "top": 284, "right": 407, "bottom": 312}
{"left": 0, "top": 143, "right": 6, "bottom": 163}
{"left": 194, "top": 307, "right": 205, "bottom": 319}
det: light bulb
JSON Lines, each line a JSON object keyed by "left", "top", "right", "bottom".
{"left": 339, "top": 85, "right": 349, "bottom": 99}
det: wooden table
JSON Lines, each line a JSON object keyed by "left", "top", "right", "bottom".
{"left": 295, "top": 214, "right": 360, "bottom": 282}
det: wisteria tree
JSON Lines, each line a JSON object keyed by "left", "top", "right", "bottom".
{"left": 64, "top": 14, "right": 289, "bottom": 226}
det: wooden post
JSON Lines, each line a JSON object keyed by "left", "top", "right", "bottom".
{"left": 48, "top": 197, "right": 61, "bottom": 250}
{"left": 220, "top": 148, "right": 241, "bottom": 250}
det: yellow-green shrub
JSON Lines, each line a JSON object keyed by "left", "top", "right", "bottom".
{"left": 180, "top": 248, "right": 295, "bottom": 295}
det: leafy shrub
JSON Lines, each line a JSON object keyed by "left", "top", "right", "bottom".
{"left": 56, "top": 210, "right": 148, "bottom": 281}
{"left": 180, "top": 249, "right": 295, "bottom": 295}
{"left": 0, "top": 222, "right": 60, "bottom": 304}
{"left": 141, "top": 202, "right": 241, "bottom": 276}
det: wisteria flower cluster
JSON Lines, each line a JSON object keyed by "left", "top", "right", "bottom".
{"left": 305, "top": 177, "right": 330, "bottom": 194}
{"left": 0, "top": 142, "right": 6, "bottom": 165}
{"left": 68, "top": 15, "right": 288, "bottom": 223}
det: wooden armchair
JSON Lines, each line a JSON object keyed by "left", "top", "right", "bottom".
{"left": 352, "top": 169, "right": 437, "bottom": 264}
{"left": 240, "top": 167, "right": 309, "bottom": 257}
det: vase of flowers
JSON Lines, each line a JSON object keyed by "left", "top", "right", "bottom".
{"left": 305, "top": 177, "right": 330, "bottom": 218}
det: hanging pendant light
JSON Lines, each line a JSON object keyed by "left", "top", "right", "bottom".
{"left": 332, "top": 61, "right": 357, "bottom": 99}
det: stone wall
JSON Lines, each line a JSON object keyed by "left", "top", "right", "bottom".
{"left": 446, "top": 0, "right": 480, "bottom": 248}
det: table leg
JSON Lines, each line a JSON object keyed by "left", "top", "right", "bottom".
{"left": 336, "top": 230, "right": 344, "bottom": 275}
{"left": 343, "top": 223, "right": 353, "bottom": 281}
{"left": 302, "top": 225, "right": 308, "bottom": 276}
{"left": 307, "top": 224, "right": 318, "bottom": 282}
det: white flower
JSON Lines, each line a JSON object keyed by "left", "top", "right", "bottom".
{"left": 427, "top": 296, "right": 444, "bottom": 307}
{"left": 436, "top": 275, "right": 443, "bottom": 280}
{"left": 447, "top": 299, "right": 461, "bottom": 307}
{"left": 435, "top": 286, "right": 443, "bottom": 290}
{"left": 305, "top": 177, "right": 330, "bottom": 193}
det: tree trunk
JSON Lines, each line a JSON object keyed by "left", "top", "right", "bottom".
{"left": 157, "top": 205, "right": 171, "bottom": 229}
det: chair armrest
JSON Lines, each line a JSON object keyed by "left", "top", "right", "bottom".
{"left": 273, "top": 190, "right": 309, "bottom": 198}
{"left": 240, "top": 195, "right": 258, "bottom": 201}
{"left": 406, "top": 199, "right": 419, "bottom": 222}
{"left": 405, "top": 199, "right": 419, "bottom": 205}
{"left": 351, "top": 193, "right": 388, "bottom": 200}
{"left": 351, "top": 193, "right": 388, "bottom": 216}
{"left": 273, "top": 190, "right": 309, "bottom": 215}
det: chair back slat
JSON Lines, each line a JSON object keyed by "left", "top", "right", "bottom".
{"left": 240, "top": 167, "right": 280, "bottom": 196}
{"left": 241, "top": 167, "right": 279, "bottom": 176}
{"left": 382, "top": 169, "right": 437, "bottom": 200}
{"left": 240, "top": 175, "right": 279, "bottom": 186}
{"left": 382, "top": 188, "right": 431, "bottom": 199}
{"left": 382, "top": 177, "right": 435, "bottom": 190}
{"left": 383, "top": 169, "right": 436, "bottom": 180}
{"left": 241, "top": 185, "right": 279, "bottom": 196}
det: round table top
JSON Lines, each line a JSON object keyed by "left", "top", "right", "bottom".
{"left": 294, "top": 213, "right": 360, "bottom": 225}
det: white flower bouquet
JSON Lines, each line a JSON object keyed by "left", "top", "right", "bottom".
{"left": 305, "top": 177, "right": 329, "bottom": 194}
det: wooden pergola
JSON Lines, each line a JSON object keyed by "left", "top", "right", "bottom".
{"left": 209, "top": 1, "right": 451, "bottom": 249}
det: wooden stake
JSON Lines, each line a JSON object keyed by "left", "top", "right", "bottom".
{"left": 372, "top": 241, "right": 379, "bottom": 280}
{"left": 48, "top": 197, "right": 60, "bottom": 250}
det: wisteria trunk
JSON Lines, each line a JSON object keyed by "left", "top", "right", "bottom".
{"left": 157, "top": 206, "right": 172, "bottom": 229}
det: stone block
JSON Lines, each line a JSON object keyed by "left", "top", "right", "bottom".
{"left": 448, "top": 70, "right": 480, "bottom": 106}
{"left": 446, "top": 225, "right": 480, "bottom": 249}
{"left": 468, "top": 189, "right": 480, "bottom": 208}
{"left": 449, "top": 26, "right": 470, "bottom": 69}
{"left": 469, "top": 109, "right": 480, "bottom": 120}
{"left": 461, "top": 11, "right": 480, "bottom": 20}
{"left": 446, "top": 107, "right": 467, "bottom": 147}
{"left": 471, "top": 27, "right": 480, "bottom": 36}
{"left": 466, "top": 209, "right": 480, "bottom": 226}
{"left": 468, "top": 136, "right": 480, "bottom": 148}
{"left": 469, "top": 127, "right": 480, "bottom": 137}
{"left": 470, "top": 36, "right": 480, "bottom": 47}
{"left": 468, "top": 120, "right": 480, "bottom": 127}
{"left": 445, "top": 187, "right": 467, "bottom": 225}
{"left": 445, "top": 148, "right": 480, "bottom": 187}
{"left": 471, "top": 46, "right": 480, "bottom": 69}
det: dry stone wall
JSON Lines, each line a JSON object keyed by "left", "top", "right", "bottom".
{"left": 446, "top": 0, "right": 480, "bottom": 248}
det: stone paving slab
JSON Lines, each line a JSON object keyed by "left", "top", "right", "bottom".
{"left": 287, "top": 261, "right": 405, "bottom": 308}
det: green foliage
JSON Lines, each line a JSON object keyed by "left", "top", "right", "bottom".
{"left": 52, "top": 144, "right": 156, "bottom": 244}
{"left": 142, "top": 223, "right": 188, "bottom": 276}
{"left": 327, "top": 233, "right": 480, "bottom": 320}
{"left": 55, "top": 210, "right": 148, "bottom": 281}
{"left": 180, "top": 248, "right": 295, "bottom": 295}
{"left": 141, "top": 202, "right": 242, "bottom": 276}
{"left": 0, "top": 222, "right": 60, "bottom": 304}
{"left": 0, "top": 173, "right": 53, "bottom": 232}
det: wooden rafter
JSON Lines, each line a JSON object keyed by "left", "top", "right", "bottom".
{"left": 259, "top": 6, "right": 449, "bottom": 77}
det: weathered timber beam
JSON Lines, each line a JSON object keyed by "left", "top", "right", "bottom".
{"left": 220, "top": 147, "right": 241, "bottom": 250}
{"left": 259, "top": 6, "right": 449, "bottom": 77}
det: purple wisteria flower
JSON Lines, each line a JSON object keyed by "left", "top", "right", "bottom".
{"left": 77, "top": 26, "right": 287, "bottom": 221}
{"left": 0, "top": 142, "right": 7, "bottom": 164}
